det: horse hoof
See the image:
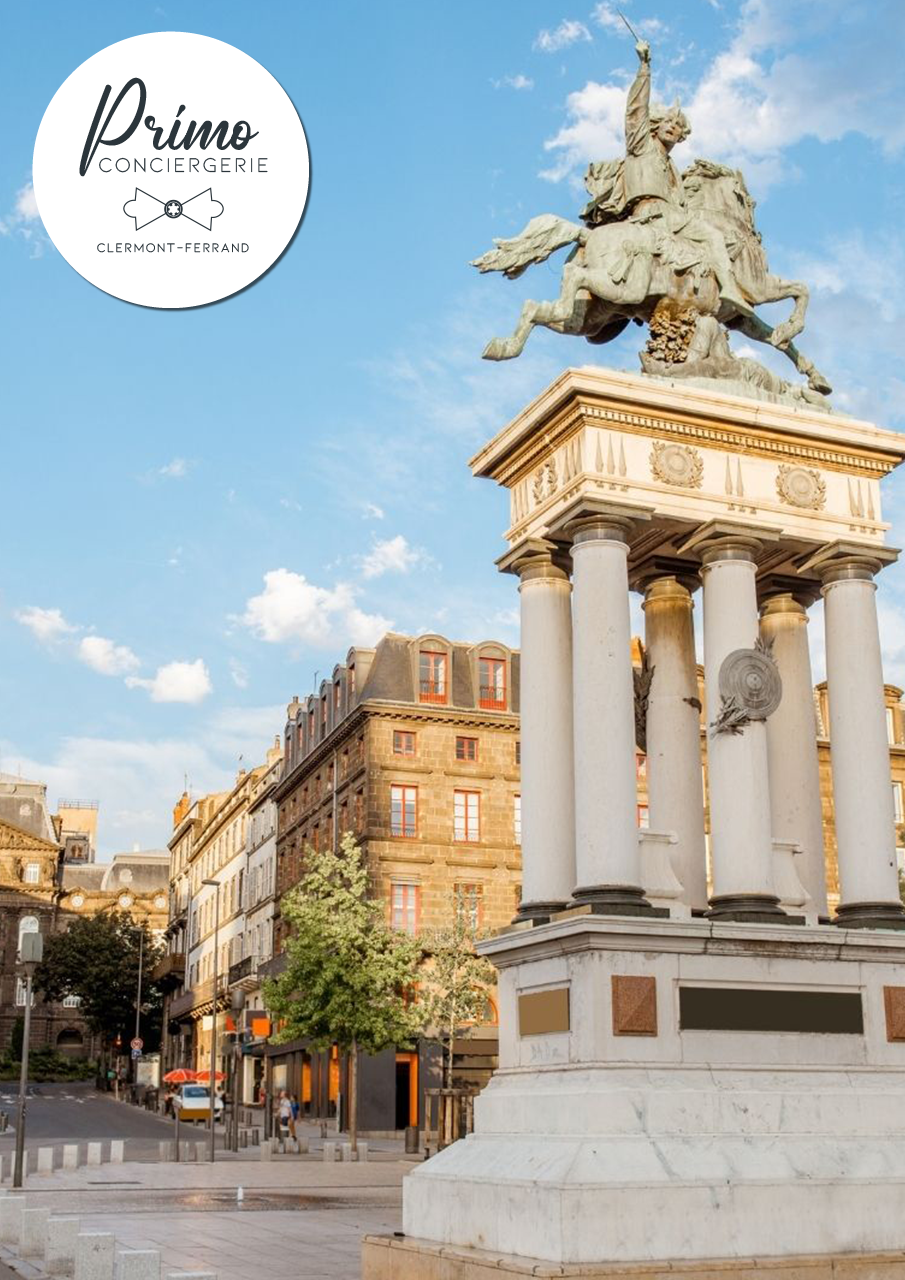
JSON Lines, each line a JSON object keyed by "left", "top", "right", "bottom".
{"left": 808, "top": 370, "right": 832, "bottom": 395}
{"left": 482, "top": 338, "right": 515, "bottom": 361}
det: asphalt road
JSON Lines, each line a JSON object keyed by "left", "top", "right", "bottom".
{"left": 0, "top": 1081, "right": 175, "bottom": 1144}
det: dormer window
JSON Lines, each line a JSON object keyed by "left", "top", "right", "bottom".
{"left": 479, "top": 656, "right": 506, "bottom": 710}
{"left": 419, "top": 650, "right": 447, "bottom": 704}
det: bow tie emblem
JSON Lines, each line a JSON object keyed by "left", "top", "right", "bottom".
{"left": 123, "top": 187, "right": 224, "bottom": 232}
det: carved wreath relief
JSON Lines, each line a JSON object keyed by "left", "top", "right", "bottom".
{"left": 711, "top": 636, "right": 782, "bottom": 736}
{"left": 650, "top": 440, "right": 703, "bottom": 489}
{"left": 775, "top": 464, "right": 826, "bottom": 511}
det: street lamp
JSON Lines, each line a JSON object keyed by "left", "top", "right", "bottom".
{"left": 201, "top": 878, "right": 220, "bottom": 1164}
{"left": 230, "top": 987, "right": 246, "bottom": 1152}
{"left": 14, "top": 931, "right": 44, "bottom": 1188}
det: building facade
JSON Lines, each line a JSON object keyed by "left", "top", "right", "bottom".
{"left": 0, "top": 773, "right": 168, "bottom": 1060}
{"left": 263, "top": 632, "right": 523, "bottom": 1130}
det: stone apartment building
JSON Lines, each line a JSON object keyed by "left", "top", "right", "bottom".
{"left": 263, "top": 631, "right": 522, "bottom": 1132}
{"left": 0, "top": 774, "right": 168, "bottom": 1060}
{"left": 157, "top": 741, "right": 282, "bottom": 1094}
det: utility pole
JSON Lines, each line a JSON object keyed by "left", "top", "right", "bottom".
{"left": 202, "top": 878, "right": 220, "bottom": 1163}
{"left": 133, "top": 926, "right": 144, "bottom": 1082}
{"left": 230, "top": 987, "right": 246, "bottom": 1152}
{"left": 14, "top": 931, "right": 44, "bottom": 1188}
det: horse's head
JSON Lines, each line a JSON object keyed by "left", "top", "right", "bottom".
{"left": 683, "top": 159, "right": 756, "bottom": 230}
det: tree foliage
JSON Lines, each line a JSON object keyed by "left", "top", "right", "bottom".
{"left": 263, "top": 834, "right": 424, "bottom": 1148}
{"left": 34, "top": 912, "right": 163, "bottom": 1053}
{"left": 264, "top": 834, "right": 424, "bottom": 1054}
{"left": 419, "top": 899, "right": 497, "bottom": 1089}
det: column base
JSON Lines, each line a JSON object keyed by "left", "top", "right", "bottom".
{"left": 571, "top": 885, "right": 669, "bottom": 918}
{"left": 707, "top": 894, "right": 800, "bottom": 925}
{"left": 834, "top": 900, "right": 905, "bottom": 930}
{"left": 514, "top": 900, "right": 568, "bottom": 926}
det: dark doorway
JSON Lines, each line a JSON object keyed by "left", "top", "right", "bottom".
{"left": 395, "top": 1059, "right": 411, "bottom": 1130}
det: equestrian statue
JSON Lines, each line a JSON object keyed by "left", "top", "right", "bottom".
{"left": 473, "top": 39, "right": 832, "bottom": 408}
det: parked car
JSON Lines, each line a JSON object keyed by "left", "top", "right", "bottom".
{"left": 171, "top": 1084, "right": 224, "bottom": 1123}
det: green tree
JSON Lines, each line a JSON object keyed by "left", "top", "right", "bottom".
{"left": 263, "top": 834, "right": 424, "bottom": 1152}
{"left": 34, "top": 912, "right": 163, "bottom": 1068}
{"left": 419, "top": 896, "right": 497, "bottom": 1089}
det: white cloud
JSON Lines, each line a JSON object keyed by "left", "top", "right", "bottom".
{"left": 359, "top": 535, "right": 427, "bottom": 580}
{"left": 78, "top": 635, "right": 141, "bottom": 677}
{"left": 0, "top": 181, "right": 49, "bottom": 257}
{"left": 362, "top": 502, "right": 385, "bottom": 520}
{"left": 592, "top": 4, "right": 664, "bottom": 37}
{"left": 279, "top": 497, "right": 302, "bottom": 511}
{"left": 229, "top": 659, "right": 249, "bottom": 690}
{"left": 492, "top": 74, "right": 534, "bottom": 91}
{"left": 240, "top": 568, "right": 391, "bottom": 648}
{"left": 534, "top": 20, "right": 591, "bottom": 53}
{"left": 14, "top": 606, "right": 78, "bottom": 645}
{"left": 126, "top": 658, "right": 212, "bottom": 704}
{"left": 159, "top": 457, "right": 189, "bottom": 479}
{"left": 541, "top": 0, "right": 905, "bottom": 192}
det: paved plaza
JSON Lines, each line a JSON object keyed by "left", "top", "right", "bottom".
{"left": 4, "top": 1151, "right": 409, "bottom": 1280}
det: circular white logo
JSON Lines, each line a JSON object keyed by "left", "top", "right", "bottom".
{"left": 33, "top": 32, "right": 309, "bottom": 309}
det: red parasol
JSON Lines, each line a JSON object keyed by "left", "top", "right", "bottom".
{"left": 194, "top": 1069, "right": 225, "bottom": 1083}
{"left": 163, "top": 1068, "right": 197, "bottom": 1084}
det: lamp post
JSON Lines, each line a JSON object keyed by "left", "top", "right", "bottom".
{"left": 201, "top": 878, "right": 220, "bottom": 1164}
{"left": 230, "top": 987, "right": 246, "bottom": 1152}
{"left": 14, "top": 931, "right": 44, "bottom": 1188}
{"left": 133, "top": 924, "right": 144, "bottom": 1083}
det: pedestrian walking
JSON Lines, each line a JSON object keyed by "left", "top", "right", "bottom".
{"left": 289, "top": 1093, "right": 300, "bottom": 1139}
{"left": 277, "top": 1090, "right": 292, "bottom": 1150}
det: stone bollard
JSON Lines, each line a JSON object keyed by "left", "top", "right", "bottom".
{"left": 117, "top": 1249, "right": 160, "bottom": 1280}
{"left": 109, "top": 1141, "right": 125, "bottom": 1165}
{"left": 157, "top": 1141, "right": 171, "bottom": 1163}
{"left": 194, "top": 1142, "right": 207, "bottom": 1164}
{"left": 259, "top": 1141, "right": 271, "bottom": 1162}
{"left": 358, "top": 1141, "right": 368, "bottom": 1163}
{"left": 63, "top": 1145, "right": 80, "bottom": 1171}
{"left": 296, "top": 1137, "right": 309, "bottom": 1154}
{"left": 340, "top": 1143, "right": 352, "bottom": 1162}
{"left": 86, "top": 1143, "right": 102, "bottom": 1167}
{"left": 21, "top": 1207, "right": 51, "bottom": 1258}
{"left": 46, "top": 1217, "right": 80, "bottom": 1275}
{"left": 38, "top": 1147, "right": 55, "bottom": 1176}
{"left": 0, "top": 1196, "right": 24, "bottom": 1244}
{"left": 322, "top": 1141, "right": 336, "bottom": 1163}
{"left": 75, "top": 1233, "right": 115, "bottom": 1280}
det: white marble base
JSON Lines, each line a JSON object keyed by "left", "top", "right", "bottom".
{"left": 400, "top": 917, "right": 905, "bottom": 1267}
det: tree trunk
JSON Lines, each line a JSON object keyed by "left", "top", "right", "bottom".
{"left": 445, "top": 1017, "right": 454, "bottom": 1091}
{"left": 349, "top": 1039, "right": 358, "bottom": 1155}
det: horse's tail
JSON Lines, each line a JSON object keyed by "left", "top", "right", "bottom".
{"left": 471, "top": 214, "right": 585, "bottom": 281}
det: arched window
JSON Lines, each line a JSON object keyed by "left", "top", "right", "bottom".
{"left": 18, "top": 915, "right": 39, "bottom": 955}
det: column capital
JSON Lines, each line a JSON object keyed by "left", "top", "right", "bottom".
{"left": 630, "top": 556, "right": 701, "bottom": 596}
{"left": 677, "top": 518, "right": 781, "bottom": 567}
{"left": 757, "top": 573, "right": 820, "bottom": 611}
{"left": 760, "top": 592, "right": 809, "bottom": 622}
{"left": 547, "top": 496, "right": 653, "bottom": 547}
{"left": 798, "top": 539, "right": 899, "bottom": 587}
{"left": 496, "top": 538, "right": 571, "bottom": 581}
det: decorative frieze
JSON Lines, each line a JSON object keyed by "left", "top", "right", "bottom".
{"left": 776, "top": 463, "right": 826, "bottom": 510}
{"left": 650, "top": 440, "right": 703, "bottom": 489}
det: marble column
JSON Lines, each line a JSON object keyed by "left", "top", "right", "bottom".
{"left": 759, "top": 591, "right": 829, "bottom": 917}
{"left": 820, "top": 556, "right": 905, "bottom": 928}
{"left": 700, "top": 535, "right": 784, "bottom": 920}
{"left": 570, "top": 517, "right": 652, "bottom": 912}
{"left": 640, "top": 574, "right": 708, "bottom": 911}
{"left": 514, "top": 551, "right": 576, "bottom": 920}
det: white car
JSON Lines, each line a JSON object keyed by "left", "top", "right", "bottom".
{"left": 171, "top": 1084, "right": 224, "bottom": 1122}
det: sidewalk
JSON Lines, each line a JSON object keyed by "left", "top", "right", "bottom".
{"left": 11, "top": 1152, "right": 411, "bottom": 1280}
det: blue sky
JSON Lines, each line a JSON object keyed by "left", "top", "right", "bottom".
{"left": 3, "top": 0, "right": 905, "bottom": 855}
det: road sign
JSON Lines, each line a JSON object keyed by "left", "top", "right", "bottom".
{"left": 130, "top": 1037, "right": 143, "bottom": 1052}
{"left": 131, "top": 1049, "right": 142, "bottom": 1060}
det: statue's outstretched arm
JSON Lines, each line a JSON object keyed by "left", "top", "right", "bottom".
{"left": 625, "top": 41, "right": 651, "bottom": 157}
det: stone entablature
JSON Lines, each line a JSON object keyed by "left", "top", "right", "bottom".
{"left": 472, "top": 368, "right": 901, "bottom": 558}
